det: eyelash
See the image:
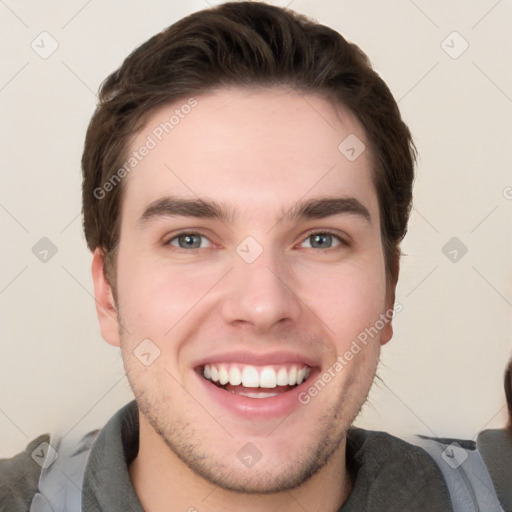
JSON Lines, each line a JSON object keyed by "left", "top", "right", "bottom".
{"left": 163, "top": 230, "right": 348, "bottom": 252}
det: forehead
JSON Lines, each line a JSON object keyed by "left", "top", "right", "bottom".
{"left": 121, "top": 87, "right": 377, "bottom": 225}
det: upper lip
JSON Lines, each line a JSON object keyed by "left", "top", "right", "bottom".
{"left": 192, "top": 350, "right": 320, "bottom": 369}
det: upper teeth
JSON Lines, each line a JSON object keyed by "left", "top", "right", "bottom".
{"left": 203, "top": 363, "right": 311, "bottom": 388}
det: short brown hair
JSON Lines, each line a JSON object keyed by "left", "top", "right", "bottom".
{"left": 82, "top": 1, "right": 415, "bottom": 292}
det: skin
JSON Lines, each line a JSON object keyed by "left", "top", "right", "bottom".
{"left": 92, "top": 86, "right": 396, "bottom": 512}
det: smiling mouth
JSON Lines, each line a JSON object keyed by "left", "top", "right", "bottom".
{"left": 198, "top": 363, "right": 312, "bottom": 398}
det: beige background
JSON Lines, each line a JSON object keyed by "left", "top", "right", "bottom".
{"left": 1, "top": 0, "right": 511, "bottom": 457}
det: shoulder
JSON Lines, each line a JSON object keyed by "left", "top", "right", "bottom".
{"left": 345, "top": 428, "right": 454, "bottom": 510}
{"left": 345, "top": 428, "right": 507, "bottom": 512}
{"left": 407, "top": 433, "right": 506, "bottom": 512}
{"left": 0, "top": 429, "right": 101, "bottom": 512}
{"left": 0, "top": 433, "right": 49, "bottom": 512}
{"left": 346, "top": 427, "right": 454, "bottom": 484}
{"left": 347, "top": 426, "right": 453, "bottom": 468}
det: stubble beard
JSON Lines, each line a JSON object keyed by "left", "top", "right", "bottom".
{"left": 117, "top": 302, "right": 378, "bottom": 495}
{"left": 124, "top": 354, "right": 372, "bottom": 495}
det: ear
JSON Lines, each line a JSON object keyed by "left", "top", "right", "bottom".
{"left": 380, "top": 255, "right": 400, "bottom": 346}
{"left": 91, "top": 248, "right": 121, "bottom": 347}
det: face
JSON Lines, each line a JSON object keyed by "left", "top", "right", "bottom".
{"left": 93, "top": 87, "right": 395, "bottom": 493}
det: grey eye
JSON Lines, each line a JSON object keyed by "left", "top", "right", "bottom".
{"left": 168, "top": 233, "right": 210, "bottom": 249}
{"left": 302, "top": 232, "right": 341, "bottom": 249}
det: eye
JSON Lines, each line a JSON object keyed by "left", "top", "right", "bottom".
{"left": 300, "top": 231, "right": 344, "bottom": 250}
{"left": 164, "top": 230, "right": 347, "bottom": 251}
{"left": 165, "top": 232, "right": 212, "bottom": 250}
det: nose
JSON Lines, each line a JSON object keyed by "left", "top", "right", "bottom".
{"left": 220, "top": 246, "right": 303, "bottom": 334}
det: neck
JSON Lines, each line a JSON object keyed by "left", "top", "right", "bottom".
{"left": 129, "top": 414, "right": 352, "bottom": 512}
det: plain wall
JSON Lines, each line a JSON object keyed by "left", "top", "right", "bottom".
{"left": 1, "top": 0, "right": 511, "bottom": 457}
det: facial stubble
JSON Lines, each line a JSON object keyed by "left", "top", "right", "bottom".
{"left": 119, "top": 316, "right": 378, "bottom": 495}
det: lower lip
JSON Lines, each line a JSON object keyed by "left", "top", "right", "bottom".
{"left": 196, "top": 369, "right": 320, "bottom": 420}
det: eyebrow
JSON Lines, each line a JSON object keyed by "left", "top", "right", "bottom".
{"left": 138, "top": 195, "right": 371, "bottom": 226}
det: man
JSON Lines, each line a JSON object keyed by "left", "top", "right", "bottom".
{"left": 0, "top": 2, "right": 506, "bottom": 511}
{"left": 476, "top": 359, "right": 512, "bottom": 511}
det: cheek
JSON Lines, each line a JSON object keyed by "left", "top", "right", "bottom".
{"left": 116, "top": 256, "right": 220, "bottom": 339}
{"left": 299, "top": 261, "right": 388, "bottom": 347}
